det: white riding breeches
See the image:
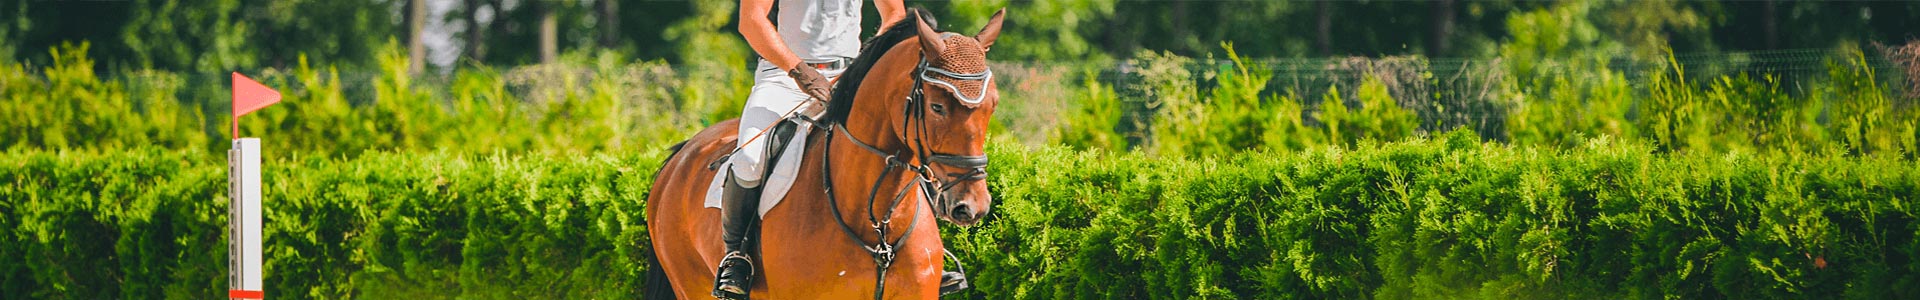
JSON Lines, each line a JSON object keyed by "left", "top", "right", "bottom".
{"left": 730, "top": 63, "right": 837, "bottom": 186}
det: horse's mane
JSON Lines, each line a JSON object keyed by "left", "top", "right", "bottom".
{"left": 820, "top": 9, "right": 937, "bottom": 124}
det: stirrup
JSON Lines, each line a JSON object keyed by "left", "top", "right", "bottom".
{"left": 939, "top": 270, "right": 970, "bottom": 295}
{"left": 712, "top": 252, "right": 755, "bottom": 299}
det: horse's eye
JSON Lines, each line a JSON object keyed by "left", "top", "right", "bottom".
{"left": 930, "top": 103, "right": 947, "bottom": 115}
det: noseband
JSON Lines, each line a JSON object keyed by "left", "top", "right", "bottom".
{"left": 821, "top": 53, "right": 991, "bottom": 300}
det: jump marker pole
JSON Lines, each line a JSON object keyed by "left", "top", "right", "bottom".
{"left": 228, "top": 138, "right": 264, "bottom": 300}
{"left": 229, "top": 72, "right": 281, "bottom": 300}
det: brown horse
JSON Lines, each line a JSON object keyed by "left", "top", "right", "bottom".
{"left": 645, "top": 9, "right": 1005, "bottom": 299}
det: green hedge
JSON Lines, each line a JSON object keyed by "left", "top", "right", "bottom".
{"left": 957, "top": 133, "right": 1919, "bottom": 299}
{"left": 5, "top": 135, "right": 1918, "bottom": 299}
{"left": 1, "top": 149, "right": 666, "bottom": 299}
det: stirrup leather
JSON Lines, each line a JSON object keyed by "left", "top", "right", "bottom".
{"left": 712, "top": 252, "right": 755, "bottom": 298}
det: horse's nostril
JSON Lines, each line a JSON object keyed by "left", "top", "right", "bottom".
{"left": 950, "top": 204, "right": 974, "bottom": 220}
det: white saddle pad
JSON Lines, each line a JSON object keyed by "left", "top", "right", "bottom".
{"left": 703, "top": 120, "right": 814, "bottom": 217}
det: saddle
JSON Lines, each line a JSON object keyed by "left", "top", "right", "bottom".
{"left": 702, "top": 117, "right": 813, "bottom": 217}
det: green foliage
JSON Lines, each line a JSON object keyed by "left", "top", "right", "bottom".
{"left": 1151, "top": 43, "right": 1309, "bottom": 157}
{"left": 1503, "top": 66, "right": 1636, "bottom": 149}
{"left": 1121, "top": 44, "right": 1424, "bottom": 157}
{"left": 1130, "top": 49, "right": 1198, "bottom": 154}
{"left": 246, "top": 0, "right": 396, "bottom": 68}
{"left": 4, "top": 41, "right": 706, "bottom": 156}
{"left": 662, "top": 0, "right": 751, "bottom": 125}
{"left": 1821, "top": 49, "right": 1919, "bottom": 157}
{"left": 951, "top": 134, "right": 1920, "bottom": 300}
{"left": 1316, "top": 76, "right": 1421, "bottom": 148}
{"left": 120, "top": 0, "right": 254, "bottom": 72}
{"left": 1499, "top": 1, "right": 1637, "bottom": 149}
{"left": 948, "top": 0, "right": 1117, "bottom": 61}
{"left": 1255, "top": 91, "right": 1320, "bottom": 152}
{"left": 0, "top": 148, "right": 229, "bottom": 299}
{"left": 1052, "top": 68, "right": 1128, "bottom": 151}
{"left": 1630, "top": 49, "right": 1917, "bottom": 157}
{"left": 0, "top": 148, "right": 667, "bottom": 299}
{"left": 5, "top": 135, "right": 1919, "bottom": 299}
{"left": 0, "top": 42, "right": 208, "bottom": 150}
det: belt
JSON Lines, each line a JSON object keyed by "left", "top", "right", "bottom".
{"left": 804, "top": 58, "right": 853, "bottom": 72}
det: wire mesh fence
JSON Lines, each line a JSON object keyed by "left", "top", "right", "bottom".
{"left": 54, "top": 46, "right": 1920, "bottom": 150}
{"left": 1036, "top": 47, "right": 1919, "bottom": 143}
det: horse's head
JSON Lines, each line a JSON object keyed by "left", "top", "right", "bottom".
{"left": 826, "top": 8, "right": 1007, "bottom": 226}
{"left": 900, "top": 9, "right": 1004, "bottom": 226}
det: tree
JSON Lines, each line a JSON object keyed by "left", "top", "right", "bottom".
{"left": 948, "top": 0, "right": 1118, "bottom": 62}
{"left": 599, "top": 0, "right": 620, "bottom": 49}
{"left": 1430, "top": 0, "right": 1457, "bottom": 57}
{"left": 245, "top": 0, "right": 397, "bottom": 69}
{"left": 120, "top": 0, "right": 253, "bottom": 72}
{"left": 462, "top": 0, "right": 491, "bottom": 61}
{"left": 537, "top": 0, "right": 558, "bottom": 63}
{"left": 408, "top": 0, "right": 427, "bottom": 73}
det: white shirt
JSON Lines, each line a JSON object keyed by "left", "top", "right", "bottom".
{"left": 758, "top": 0, "right": 863, "bottom": 71}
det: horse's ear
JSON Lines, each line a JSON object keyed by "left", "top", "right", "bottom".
{"left": 915, "top": 11, "right": 947, "bottom": 61}
{"left": 975, "top": 9, "right": 1005, "bottom": 51}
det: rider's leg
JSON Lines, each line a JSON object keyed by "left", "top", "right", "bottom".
{"left": 713, "top": 68, "right": 802, "bottom": 298}
{"left": 712, "top": 168, "right": 760, "bottom": 297}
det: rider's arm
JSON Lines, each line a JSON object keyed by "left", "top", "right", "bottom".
{"left": 874, "top": 0, "right": 906, "bottom": 32}
{"left": 739, "top": 0, "right": 801, "bottom": 70}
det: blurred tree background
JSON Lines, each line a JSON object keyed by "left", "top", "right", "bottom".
{"left": 5, "top": 2, "right": 1920, "bottom": 298}
{"left": 5, "top": 0, "right": 1916, "bottom": 72}
{"left": 1, "top": 0, "right": 1917, "bottom": 157}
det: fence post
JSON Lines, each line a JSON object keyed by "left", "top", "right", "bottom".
{"left": 228, "top": 138, "right": 264, "bottom": 299}
{"left": 228, "top": 72, "right": 279, "bottom": 300}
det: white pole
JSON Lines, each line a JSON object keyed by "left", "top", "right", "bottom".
{"left": 228, "top": 138, "right": 264, "bottom": 300}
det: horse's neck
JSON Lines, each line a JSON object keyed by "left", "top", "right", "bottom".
{"left": 807, "top": 123, "right": 923, "bottom": 240}
{"left": 813, "top": 54, "right": 929, "bottom": 243}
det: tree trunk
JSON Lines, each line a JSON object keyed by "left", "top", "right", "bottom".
{"left": 408, "top": 0, "right": 427, "bottom": 74}
{"left": 1316, "top": 1, "right": 1332, "bottom": 56}
{"left": 1763, "top": 0, "right": 1779, "bottom": 49}
{"left": 465, "top": 0, "right": 488, "bottom": 61}
{"left": 538, "top": 1, "right": 559, "bottom": 63}
{"left": 1171, "top": 0, "right": 1188, "bottom": 54}
{"left": 1428, "top": 0, "right": 1455, "bottom": 57}
{"left": 599, "top": 0, "right": 620, "bottom": 48}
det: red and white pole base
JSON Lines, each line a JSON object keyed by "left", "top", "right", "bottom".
{"left": 228, "top": 138, "right": 265, "bottom": 299}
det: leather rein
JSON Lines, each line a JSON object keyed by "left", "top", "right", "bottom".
{"left": 820, "top": 55, "right": 991, "bottom": 300}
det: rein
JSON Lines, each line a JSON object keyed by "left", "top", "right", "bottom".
{"left": 820, "top": 54, "right": 990, "bottom": 300}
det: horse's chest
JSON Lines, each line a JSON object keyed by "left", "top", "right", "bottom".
{"left": 757, "top": 220, "right": 942, "bottom": 298}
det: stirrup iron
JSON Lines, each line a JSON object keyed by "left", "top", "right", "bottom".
{"left": 712, "top": 251, "right": 755, "bottom": 299}
{"left": 939, "top": 270, "right": 970, "bottom": 295}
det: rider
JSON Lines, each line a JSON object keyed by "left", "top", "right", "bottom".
{"left": 715, "top": 0, "right": 960, "bottom": 298}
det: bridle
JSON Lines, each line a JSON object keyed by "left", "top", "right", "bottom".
{"left": 821, "top": 50, "right": 992, "bottom": 300}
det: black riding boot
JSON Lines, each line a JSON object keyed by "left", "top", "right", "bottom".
{"left": 712, "top": 171, "right": 761, "bottom": 299}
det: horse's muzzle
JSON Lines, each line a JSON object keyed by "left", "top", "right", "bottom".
{"left": 941, "top": 189, "right": 990, "bottom": 226}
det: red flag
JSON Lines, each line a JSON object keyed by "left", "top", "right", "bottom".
{"left": 232, "top": 72, "right": 281, "bottom": 117}
{"left": 231, "top": 72, "right": 282, "bottom": 138}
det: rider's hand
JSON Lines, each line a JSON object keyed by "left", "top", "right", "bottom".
{"left": 788, "top": 64, "right": 833, "bottom": 103}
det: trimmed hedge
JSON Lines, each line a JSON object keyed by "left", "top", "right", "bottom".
{"left": 1, "top": 149, "right": 666, "bottom": 299}
{"left": 5, "top": 134, "right": 1918, "bottom": 299}
{"left": 955, "top": 133, "right": 1919, "bottom": 299}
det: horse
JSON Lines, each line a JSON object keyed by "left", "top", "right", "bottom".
{"left": 644, "top": 8, "right": 1006, "bottom": 299}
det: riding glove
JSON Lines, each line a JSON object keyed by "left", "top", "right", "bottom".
{"left": 787, "top": 64, "right": 833, "bottom": 118}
